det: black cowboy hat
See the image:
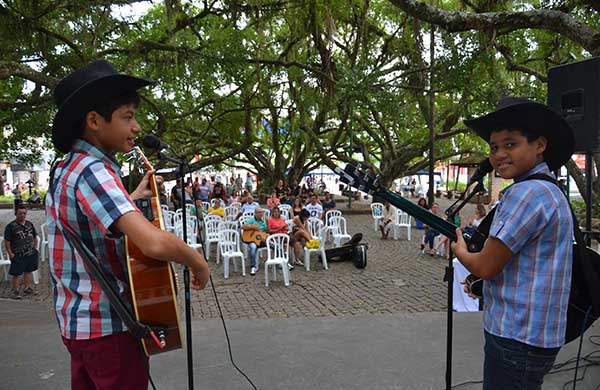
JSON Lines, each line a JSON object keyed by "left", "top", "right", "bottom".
{"left": 463, "top": 96, "right": 575, "bottom": 170}
{"left": 52, "top": 59, "right": 155, "bottom": 153}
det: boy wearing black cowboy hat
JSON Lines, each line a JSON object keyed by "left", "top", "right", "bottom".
{"left": 46, "top": 60, "right": 210, "bottom": 389}
{"left": 451, "top": 97, "right": 575, "bottom": 390}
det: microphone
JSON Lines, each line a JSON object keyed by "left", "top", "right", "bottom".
{"left": 141, "top": 134, "right": 170, "bottom": 151}
{"left": 468, "top": 158, "right": 493, "bottom": 185}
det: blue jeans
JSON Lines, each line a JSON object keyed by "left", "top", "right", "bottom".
{"left": 483, "top": 331, "right": 559, "bottom": 390}
{"left": 248, "top": 243, "right": 258, "bottom": 268}
{"left": 423, "top": 229, "right": 439, "bottom": 249}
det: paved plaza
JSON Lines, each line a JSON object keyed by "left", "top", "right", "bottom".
{"left": 0, "top": 200, "right": 453, "bottom": 318}
{"left": 1, "top": 200, "right": 599, "bottom": 389}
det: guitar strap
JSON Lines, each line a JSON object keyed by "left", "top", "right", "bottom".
{"left": 473, "top": 173, "right": 600, "bottom": 317}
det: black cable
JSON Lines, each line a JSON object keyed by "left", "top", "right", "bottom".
{"left": 193, "top": 205, "right": 259, "bottom": 390}
{"left": 572, "top": 308, "right": 592, "bottom": 390}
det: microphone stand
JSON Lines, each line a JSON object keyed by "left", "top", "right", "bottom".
{"left": 158, "top": 151, "right": 195, "bottom": 390}
{"left": 442, "top": 180, "right": 485, "bottom": 390}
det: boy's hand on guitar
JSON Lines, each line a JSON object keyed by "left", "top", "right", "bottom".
{"left": 460, "top": 279, "right": 479, "bottom": 300}
{"left": 190, "top": 256, "right": 210, "bottom": 290}
{"left": 451, "top": 228, "right": 467, "bottom": 257}
{"left": 130, "top": 170, "right": 155, "bottom": 200}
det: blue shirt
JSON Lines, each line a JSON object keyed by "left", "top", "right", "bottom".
{"left": 485, "top": 162, "right": 572, "bottom": 348}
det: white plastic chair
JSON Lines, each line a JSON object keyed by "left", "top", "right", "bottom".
{"left": 330, "top": 216, "right": 352, "bottom": 247}
{"left": 264, "top": 233, "right": 291, "bottom": 287}
{"left": 202, "top": 201, "right": 211, "bottom": 212}
{"left": 262, "top": 209, "right": 271, "bottom": 219}
{"left": 39, "top": 223, "right": 49, "bottom": 262}
{"left": 371, "top": 203, "right": 384, "bottom": 231}
{"left": 304, "top": 219, "right": 328, "bottom": 271}
{"left": 393, "top": 210, "right": 412, "bottom": 241}
{"left": 218, "top": 221, "right": 239, "bottom": 232}
{"left": 204, "top": 219, "right": 222, "bottom": 263}
{"left": 185, "top": 203, "right": 195, "bottom": 216}
{"left": 279, "top": 204, "right": 292, "bottom": 214}
{"left": 161, "top": 204, "right": 170, "bottom": 214}
{"left": 219, "top": 230, "right": 245, "bottom": 279}
{"left": 174, "top": 222, "right": 203, "bottom": 253}
{"left": 241, "top": 210, "right": 255, "bottom": 219}
{"left": 0, "top": 238, "right": 11, "bottom": 282}
{"left": 163, "top": 210, "right": 175, "bottom": 232}
{"left": 224, "top": 206, "right": 238, "bottom": 221}
{"left": 324, "top": 210, "right": 342, "bottom": 242}
{"left": 210, "top": 198, "right": 221, "bottom": 208}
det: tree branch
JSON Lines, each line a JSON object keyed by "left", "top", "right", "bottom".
{"left": 0, "top": 61, "right": 58, "bottom": 87}
{"left": 387, "top": 0, "right": 600, "bottom": 55}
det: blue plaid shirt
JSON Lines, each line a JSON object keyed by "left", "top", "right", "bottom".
{"left": 46, "top": 139, "right": 138, "bottom": 340}
{"left": 485, "top": 162, "right": 573, "bottom": 348}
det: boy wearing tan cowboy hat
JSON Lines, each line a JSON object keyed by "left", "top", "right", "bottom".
{"left": 451, "top": 97, "right": 575, "bottom": 390}
{"left": 46, "top": 60, "right": 210, "bottom": 389}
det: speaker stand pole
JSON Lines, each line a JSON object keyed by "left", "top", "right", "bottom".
{"left": 585, "top": 153, "right": 593, "bottom": 246}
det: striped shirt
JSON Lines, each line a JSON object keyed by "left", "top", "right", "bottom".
{"left": 485, "top": 162, "right": 572, "bottom": 348}
{"left": 46, "top": 139, "right": 138, "bottom": 340}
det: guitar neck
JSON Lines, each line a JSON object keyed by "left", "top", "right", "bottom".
{"left": 373, "top": 189, "right": 458, "bottom": 241}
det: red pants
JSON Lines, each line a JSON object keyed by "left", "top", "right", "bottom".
{"left": 62, "top": 332, "right": 149, "bottom": 390}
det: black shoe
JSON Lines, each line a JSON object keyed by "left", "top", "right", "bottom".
{"left": 23, "top": 287, "right": 38, "bottom": 296}
{"left": 11, "top": 289, "right": 21, "bottom": 300}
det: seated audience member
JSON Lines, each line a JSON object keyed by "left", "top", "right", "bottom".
{"left": 266, "top": 191, "right": 280, "bottom": 210}
{"left": 275, "top": 179, "right": 288, "bottom": 198}
{"left": 304, "top": 193, "right": 323, "bottom": 219}
{"left": 464, "top": 204, "right": 487, "bottom": 236}
{"left": 207, "top": 198, "right": 225, "bottom": 218}
{"left": 378, "top": 200, "right": 397, "bottom": 239}
{"left": 267, "top": 207, "right": 288, "bottom": 235}
{"left": 290, "top": 209, "right": 312, "bottom": 267}
{"left": 242, "top": 208, "right": 267, "bottom": 275}
{"left": 280, "top": 194, "right": 294, "bottom": 207}
{"left": 236, "top": 194, "right": 259, "bottom": 219}
{"left": 322, "top": 192, "right": 336, "bottom": 213}
{"left": 292, "top": 197, "right": 303, "bottom": 217}
{"left": 415, "top": 197, "right": 429, "bottom": 229}
{"left": 291, "top": 180, "right": 301, "bottom": 197}
{"left": 421, "top": 202, "right": 441, "bottom": 256}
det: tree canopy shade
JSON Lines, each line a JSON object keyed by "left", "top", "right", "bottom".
{"left": 0, "top": 0, "right": 598, "bottom": 201}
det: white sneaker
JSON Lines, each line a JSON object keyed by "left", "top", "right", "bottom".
{"left": 250, "top": 267, "right": 257, "bottom": 275}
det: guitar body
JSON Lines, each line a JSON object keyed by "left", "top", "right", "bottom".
{"left": 126, "top": 148, "right": 182, "bottom": 356}
{"left": 241, "top": 230, "right": 269, "bottom": 246}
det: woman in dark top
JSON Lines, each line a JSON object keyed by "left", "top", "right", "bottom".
{"left": 292, "top": 197, "right": 303, "bottom": 217}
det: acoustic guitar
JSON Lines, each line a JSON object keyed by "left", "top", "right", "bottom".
{"left": 337, "top": 163, "right": 600, "bottom": 343}
{"left": 125, "top": 147, "right": 182, "bottom": 356}
{"left": 241, "top": 229, "right": 269, "bottom": 246}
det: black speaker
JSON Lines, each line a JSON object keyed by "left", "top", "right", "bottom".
{"left": 548, "top": 57, "right": 600, "bottom": 153}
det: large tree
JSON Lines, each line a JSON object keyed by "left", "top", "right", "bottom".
{"left": 386, "top": 0, "right": 600, "bottom": 208}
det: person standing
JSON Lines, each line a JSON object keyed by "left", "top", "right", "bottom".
{"left": 46, "top": 60, "right": 210, "bottom": 390}
{"left": 4, "top": 204, "right": 39, "bottom": 299}
{"left": 245, "top": 173, "right": 254, "bottom": 194}
{"left": 451, "top": 97, "right": 575, "bottom": 390}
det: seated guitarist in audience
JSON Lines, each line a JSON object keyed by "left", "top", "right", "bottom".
{"left": 242, "top": 208, "right": 267, "bottom": 276}
{"left": 46, "top": 60, "right": 210, "bottom": 390}
{"left": 451, "top": 97, "right": 575, "bottom": 390}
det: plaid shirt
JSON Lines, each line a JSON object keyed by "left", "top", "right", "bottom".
{"left": 485, "top": 162, "right": 573, "bottom": 348}
{"left": 46, "top": 139, "right": 138, "bottom": 340}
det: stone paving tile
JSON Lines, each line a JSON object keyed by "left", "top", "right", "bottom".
{"left": 1, "top": 197, "right": 477, "bottom": 320}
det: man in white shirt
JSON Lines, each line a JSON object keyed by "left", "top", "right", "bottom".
{"left": 304, "top": 194, "right": 323, "bottom": 219}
